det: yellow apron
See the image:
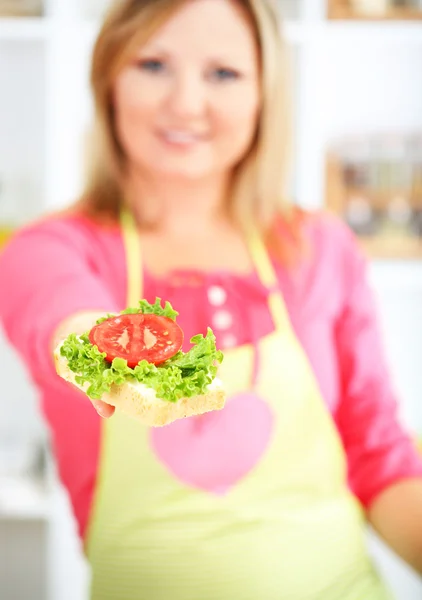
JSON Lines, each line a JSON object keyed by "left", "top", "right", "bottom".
{"left": 85, "top": 212, "right": 393, "bottom": 599}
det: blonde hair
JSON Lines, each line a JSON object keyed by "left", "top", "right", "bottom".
{"left": 82, "top": 0, "right": 299, "bottom": 250}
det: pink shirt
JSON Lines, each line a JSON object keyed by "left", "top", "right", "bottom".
{"left": 0, "top": 211, "right": 421, "bottom": 538}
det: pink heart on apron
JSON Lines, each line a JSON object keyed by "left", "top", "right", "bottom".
{"left": 150, "top": 393, "right": 274, "bottom": 494}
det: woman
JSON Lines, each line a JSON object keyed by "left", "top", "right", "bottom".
{"left": 0, "top": 0, "right": 421, "bottom": 598}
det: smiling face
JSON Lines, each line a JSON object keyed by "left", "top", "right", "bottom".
{"left": 112, "top": 0, "right": 261, "bottom": 182}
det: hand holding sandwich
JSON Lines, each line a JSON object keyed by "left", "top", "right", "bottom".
{"left": 54, "top": 298, "right": 226, "bottom": 426}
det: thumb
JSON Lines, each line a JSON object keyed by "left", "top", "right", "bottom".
{"left": 92, "top": 399, "right": 115, "bottom": 419}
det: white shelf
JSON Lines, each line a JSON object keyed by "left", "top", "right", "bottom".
{"left": 369, "top": 261, "right": 422, "bottom": 290}
{"left": 0, "top": 17, "right": 50, "bottom": 41}
{"left": 0, "top": 17, "right": 102, "bottom": 46}
{"left": 283, "top": 21, "right": 422, "bottom": 44}
{"left": 320, "top": 21, "right": 422, "bottom": 44}
{"left": 0, "top": 476, "right": 52, "bottom": 520}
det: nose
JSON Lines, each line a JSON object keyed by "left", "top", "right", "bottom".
{"left": 166, "top": 71, "right": 207, "bottom": 119}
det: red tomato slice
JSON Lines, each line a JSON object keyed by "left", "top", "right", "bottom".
{"left": 88, "top": 313, "right": 184, "bottom": 368}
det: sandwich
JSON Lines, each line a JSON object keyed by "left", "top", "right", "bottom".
{"left": 54, "top": 298, "right": 226, "bottom": 427}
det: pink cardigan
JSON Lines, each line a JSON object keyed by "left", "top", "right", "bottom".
{"left": 0, "top": 211, "right": 421, "bottom": 538}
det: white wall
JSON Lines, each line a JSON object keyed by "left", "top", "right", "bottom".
{"left": 0, "top": 41, "right": 45, "bottom": 224}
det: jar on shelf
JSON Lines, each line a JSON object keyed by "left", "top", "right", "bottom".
{"left": 350, "top": 0, "right": 390, "bottom": 14}
{"left": 0, "top": 0, "right": 44, "bottom": 17}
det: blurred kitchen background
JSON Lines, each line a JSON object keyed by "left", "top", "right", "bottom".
{"left": 0, "top": 0, "right": 422, "bottom": 598}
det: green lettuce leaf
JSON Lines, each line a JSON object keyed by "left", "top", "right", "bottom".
{"left": 121, "top": 298, "right": 178, "bottom": 321}
{"left": 60, "top": 299, "right": 223, "bottom": 402}
{"left": 95, "top": 297, "right": 178, "bottom": 324}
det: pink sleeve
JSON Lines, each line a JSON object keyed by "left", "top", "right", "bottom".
{"left": 0, "top": 217, "right": 120, "bottom": 384}
{"left": 334, "top": 227, "right": 422, "bottom": 508}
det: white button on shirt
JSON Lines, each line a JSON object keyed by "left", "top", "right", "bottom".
{"left": 212, "top": 309, "right": 233, "bottom": 330}
{"left": 207, "top": 285, "right": 227, "bottom": 307}
{"left": 207, "top": 285, "right": 237, "bottom": 347}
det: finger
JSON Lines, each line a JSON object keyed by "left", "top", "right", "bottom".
{"left": 92, "top": 399, "right": 116, "bottom": 419}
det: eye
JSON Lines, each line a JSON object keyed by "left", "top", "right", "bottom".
{"left": 136, "top": 59, "right": 166, "bottom": 74}
{"left": 210, "top": 68, "right": 240, "bottom": 82}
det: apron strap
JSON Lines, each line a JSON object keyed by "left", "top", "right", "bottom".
{"left": 120, "top": 208, "right": 291, "bottom": 336}
{"left": 247, "top": 230, "right": 292, "bottom": 334}
{"left": 120, "top": 208, "right": 143, "bottom": 306}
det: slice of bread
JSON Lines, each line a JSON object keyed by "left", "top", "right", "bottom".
{"left": 54, "top": 345, "right": 226, "bottom": 427}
